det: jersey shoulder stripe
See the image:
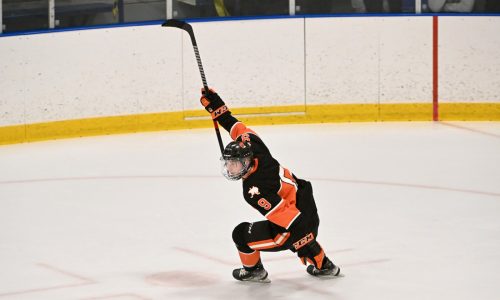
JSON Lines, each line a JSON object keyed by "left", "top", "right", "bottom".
{"left": 279, "top": 166, "right": 298, "bottom": 191}
{"left": 264, "top": 166, "right": 301, "bottom": 229}
{"left": 230, "top": 122, "right": 257, "bottom": 141}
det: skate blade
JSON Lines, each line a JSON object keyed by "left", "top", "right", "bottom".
{"left": 240, "top": 277, "right": 271, "bottom": 284}
{"left": 312, "top": 272, "right": 344, "bottom": 280}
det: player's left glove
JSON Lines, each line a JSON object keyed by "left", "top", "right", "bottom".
{"left": 200, "top": 88, "right": 229, "bottom": 120}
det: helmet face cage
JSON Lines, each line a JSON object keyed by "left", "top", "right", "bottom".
{"left": 220, "top": 141, "right": 253, "bottom": 180}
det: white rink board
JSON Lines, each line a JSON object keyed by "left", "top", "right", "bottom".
{"left": 305, "top": 17, "right": 433, "bottom": 104}
{"left": 439, "top": 17, "right": 500, "bottom": 103}
{"left": 378, "top": 17, "right": 433, "bottom": 103}
{"left": 0, "top": 26, "right": 183, "bottom": 125}
{"left": 1, "top": 16, "right": 500, "bottom": 127}
{"left": 305, "top": 17, "right": 381, "bottom": 104}
{"left": 181, "top": 19, "right": 305, "bottom": 111}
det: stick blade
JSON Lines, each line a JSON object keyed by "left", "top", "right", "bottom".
{"left": 162, "top": 19, "right": 192, "bottom": 31}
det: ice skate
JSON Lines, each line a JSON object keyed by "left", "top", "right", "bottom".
{"left": 306, "top": 257, "right": 341, "bottom": 278}
{"left": 232, "top": 262, "right": 271, "bottom": 283}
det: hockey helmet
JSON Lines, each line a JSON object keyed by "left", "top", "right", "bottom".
{"left": 220, "top": 141, "right": 253, "bottom": 180}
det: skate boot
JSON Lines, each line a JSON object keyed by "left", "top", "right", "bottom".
{"left": 232, "top": 261, "right": 271, "bottom": 283}
{"left": 306, "top": 257, "right": 341, "bottom": 277}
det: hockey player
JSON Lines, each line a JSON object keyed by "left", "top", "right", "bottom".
{"left": 200, "top": 89, "right": 341, "bottom": 283}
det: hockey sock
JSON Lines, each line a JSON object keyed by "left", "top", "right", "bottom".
{"left": 238, "top": 250, "right": 261, "bottom": 270}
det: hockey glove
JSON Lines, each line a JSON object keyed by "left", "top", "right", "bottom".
{"left": 200, "top": 88, "right": 229, "bottom": 120}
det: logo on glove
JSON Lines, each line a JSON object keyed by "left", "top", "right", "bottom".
{"left": 211, "top": 105, "right": 228, "bottom": 119}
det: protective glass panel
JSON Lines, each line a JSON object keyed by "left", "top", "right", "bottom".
{"left": 3, "top": 1, "right": 500, "bottom": 35}
{"left": 172, "top": 0, "right": 289, "bottom": 18}
{"left": 53, "top": 1, "right": 166, "bottom": 27}
{"left": 296, "top": 0, "right": 356, "bottom": 14}
{"left": 54, "top": 0, "right": 118, "bottom": 28}
{"left": 422, "top": 0, "right": 500, "bottom": 13}
{"left": 121, "top": 0, "right": 165, "bottom": 23}
{"left": 2, "top": 0, "right": 49, "bottom": 33}
{"left": 295, "top": 0, "right": 415, "bottom": 14}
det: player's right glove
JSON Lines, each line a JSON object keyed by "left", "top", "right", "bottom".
{"left": 200, "top": 88, "right": 229, "bottom": 120}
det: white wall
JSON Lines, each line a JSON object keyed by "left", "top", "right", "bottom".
{"left": 0, "top": 26, "right": 183, "bottom": 126}
{"left": 181, "top": 19, "right": 305, "bottom": 112}
{"left": 439, "top": 17, "right": 500, "bottom": 102}
{"left": 305, "top": 16, "right": 433, "bottom": 104}
{"left": 1, "top": 16, "right": 499, "bottom": 127}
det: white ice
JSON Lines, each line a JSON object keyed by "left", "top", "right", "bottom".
{"left": 1, "top": 122, "right": 500, "bottom": 300}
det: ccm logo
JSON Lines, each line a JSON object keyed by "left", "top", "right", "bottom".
{"left": 213, "top": 105, "right": 228, "bottom": 117}
{"left": 293, "top": 233, "right": 314, "bottom": 250}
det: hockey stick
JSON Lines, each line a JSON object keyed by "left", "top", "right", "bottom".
{"left": 162, "top": 19, "right": 224, "bottom": 155}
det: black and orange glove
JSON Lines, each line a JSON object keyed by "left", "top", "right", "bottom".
{"left": 200, "top": 88, "right": 229, "bottom": 120}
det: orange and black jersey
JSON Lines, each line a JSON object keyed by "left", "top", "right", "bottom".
{"left": 218, "top": 112, "right": 312, "bottom": 231}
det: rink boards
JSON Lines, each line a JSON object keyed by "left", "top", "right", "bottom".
{"left": 1, "top": 16, "right": 499, "bottom": 145}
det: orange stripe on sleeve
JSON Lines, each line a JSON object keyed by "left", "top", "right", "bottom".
{"left": 230, "top": 122, "right": 257, "bottom": 141}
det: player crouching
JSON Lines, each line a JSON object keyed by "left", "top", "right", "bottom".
{"left": 200, "top": 88, "right": 341, "bottom": 283}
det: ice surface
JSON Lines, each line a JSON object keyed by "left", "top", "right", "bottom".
{"left": 1, "top": 122, "right": 499, "bottom": 300}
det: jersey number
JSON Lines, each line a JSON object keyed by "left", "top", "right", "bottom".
{"left": 258, "top": 198, "right": 271, "bottom": 210}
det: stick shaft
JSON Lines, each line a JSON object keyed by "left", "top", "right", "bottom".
{"left": 193, "top": 45, "right": 208, "bottom": 90}
{"left": 163, "top": 20, "right": 224, "bottom": 154}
